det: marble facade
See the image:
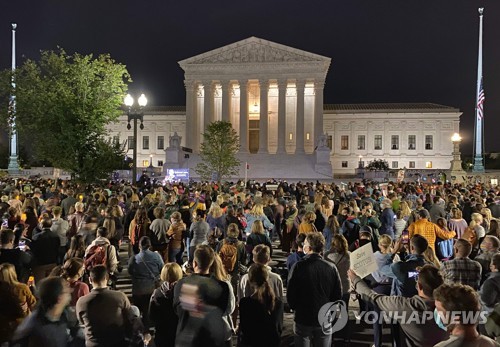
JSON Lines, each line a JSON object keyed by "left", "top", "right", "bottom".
{"left": 105, "top": 37, "right": 462, "bottom": 180}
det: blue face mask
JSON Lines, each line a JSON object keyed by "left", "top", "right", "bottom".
{"left": 434, "top": 308, "right": 447, "bottom": 331}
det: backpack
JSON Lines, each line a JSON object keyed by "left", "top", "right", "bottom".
{"left": 219, "top": 240, "right": 238, "bottom": 273}
{"left": 84, "top": 244, "right": 109, "bottom": 271}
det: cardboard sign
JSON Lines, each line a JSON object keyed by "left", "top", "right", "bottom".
{"left": 350, "top": 243, "right": 378, "bottom": 279}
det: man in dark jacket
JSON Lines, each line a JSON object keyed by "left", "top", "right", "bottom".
{"left": 287, "top": 232, "right": 342, "bottom": 347}
{"left": 173, "top": 245, "right": 228, "bottom": 347}
{"left": 0, "top": 229, "right": 32, "bottom": 282}
{"left": 31, "top": 217, "right": 60, "bottom": 283}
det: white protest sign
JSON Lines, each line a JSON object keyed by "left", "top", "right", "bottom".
{"left": 350, "top": 242, "right": 378, "bottom": 279}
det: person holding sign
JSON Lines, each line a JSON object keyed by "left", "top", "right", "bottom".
{"left": 348, "top": 265, "right": 449, "bottom": 347}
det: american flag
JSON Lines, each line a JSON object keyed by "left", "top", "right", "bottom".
{"left": 477, "top": 77, "right": 485, "bottom": 120}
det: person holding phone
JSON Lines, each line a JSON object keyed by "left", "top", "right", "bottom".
{"left": 0, "top": 229, "right": 32, "bottom": 283}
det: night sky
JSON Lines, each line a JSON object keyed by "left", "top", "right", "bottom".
{"left": 1, "top": 1, "right": 499, "bottom": 155}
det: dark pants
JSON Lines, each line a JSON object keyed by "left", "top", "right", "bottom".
{"left": 294, "top": 322, "right": 332, "bottom": 347}
{"left": 282, "top": 224, "right": 297, "bottom": 254}
{"left": 132, "top": 293, "right": 152, "bottom": 328}
{"left": 370, "top": 283, "right": 392, "bottom": 347}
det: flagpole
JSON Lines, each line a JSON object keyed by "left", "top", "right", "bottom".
{"left": 7, "top": 23, "right": 20, "bottom": 174}
{"left": 473, "top": 8, "right": 485, "bottom": 173}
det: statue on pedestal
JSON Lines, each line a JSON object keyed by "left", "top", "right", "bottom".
{"left": 169, "top": 132, "right": 181, "bottom": 150}
{"left": 317, "top": 134, "right": 329, "bottom": 150}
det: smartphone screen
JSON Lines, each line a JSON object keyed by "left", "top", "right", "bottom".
{"left": 18, "top": 240, "right": 26, "bottom": 251}
{"left": 408, "top": 271, "right": 419, "bottom": 279}
{"left": 402, "top": 230, "right": 409, "bottom": 244}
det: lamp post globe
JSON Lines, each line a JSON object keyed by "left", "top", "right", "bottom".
{"left": 124, "top": 94, "right": 134, "bottom": 107}
{"left": 138, "top": 94, "right": 148, "bottom": 107}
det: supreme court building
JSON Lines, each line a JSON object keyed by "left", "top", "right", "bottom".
{"left": 107, "top": 37, "right": 462, "bottom": 180}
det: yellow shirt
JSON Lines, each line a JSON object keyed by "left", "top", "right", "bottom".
{"left": 408, "top": 219, "right": 455, "bottom": 251}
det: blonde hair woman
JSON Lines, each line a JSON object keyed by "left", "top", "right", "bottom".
{"left": 370, "top": 234, "right": 399, "bottom": 347}
{"left": 209, "top": 252, "right": 235, "bottom": 344}
{"left": 0, "top": 263, "right": 36, "bottom": 317}
{"left": 372, "top": 234, "right": 400, "bottom": 285}
{"left": 481, "top": 207, "right": 492, "bottom": 231}
{"left": 399, "top": 201, "right": 412, "bottom": 220}
{"left": 149, "top": 262, "right": 183, "bottom": 347}
{"left": 320, "top": 195, "right": 333, "bottom": 218}
{"left": 207, "top": 203, "right": 226, "bottom": 232}
{"left": 246, "top": 220, "right": 273, "bottom": 263}
{"left": 464, "top": 213, "right": 486, "bottom": 247}
{"left": 244, "top": 203, "right": 274, "bottom": 236}
{"left": 448, "top": 207, "right": 468, "bottom": 239}
{"left": 299, "top": 211, "right": 317, "bottom": 234}
{"left": 349, "top": 199, "right": 360, "bottom": 214}
{"left": 166, "top": 211, "right": 187, "bottom": 264}
{"left": 423, "top": 247, "right": 441, "bottom": 268}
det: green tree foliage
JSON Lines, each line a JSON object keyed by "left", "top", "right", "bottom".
{"left": 195, "top": 121, "right": 240, "bottom": 181}
{"left": 366, "top": 159, "right": 389, "bottom": 171}
{"left": 0, "top": 49, "right": 130, "bottom": 182}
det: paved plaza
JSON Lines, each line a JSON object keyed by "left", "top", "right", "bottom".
{"left": 116, "top": 240, "right": 391, "bottom": 347}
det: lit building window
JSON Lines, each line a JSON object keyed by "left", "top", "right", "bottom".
{"left": 157, "top": 136, "right": 164, "bottom": 150}
{"left": 341, "top": 135, "right": 349, "bottom": 150}
{"left": 357, "top": 135, "right": 365, "bottom": 150}
{"left": 374, "top": 135, "right": 382, "bottom": 150}
{"left": 289, "top": 132, "right": 293, "bottom": 140}
{"left": 391, "top": 135, "right": 399, "bottom": 150}
{"left": 408, "top": 135, "right": 416, "bottom": 150}
{"left": 142, "top": 160, "right": 149, "bottom": 167}
{"left": 306, "top": 132, "right": 310, "bottom": 141}
{"left": 426, "top": 161, "right": 432, "bottom": 168}
{"left": 425, "top": 135, "right": 433, "bottom": 150}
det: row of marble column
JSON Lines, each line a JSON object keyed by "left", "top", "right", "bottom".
{"left": 185, "top": 79, "right": 325, "bottom": 154}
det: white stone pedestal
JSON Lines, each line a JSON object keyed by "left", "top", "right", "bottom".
{"left": 315, "top": 147, "right": 333, "bottom": 178}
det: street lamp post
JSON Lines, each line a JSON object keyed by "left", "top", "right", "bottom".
{"left": 7, "top": 23, "right": 20, "bottom": 174}
{"left": 124, "top": 93, "right": 147, "bottom": 184}
{"left": 450, "top": 133, "right": 466, "bottom": 183}
{"left": 358, "top": 155, "right": 363, "bottom": 168}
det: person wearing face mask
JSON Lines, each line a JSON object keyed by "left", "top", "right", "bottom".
{"left": 348, "top": 264, "right": 449, "bottom": 347}
{"left": 434, "top": 283, "right": 499, "bottom": 347}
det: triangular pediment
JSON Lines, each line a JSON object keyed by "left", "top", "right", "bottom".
{"left": 179, "top": 36, "right": 330, "bottom": 66}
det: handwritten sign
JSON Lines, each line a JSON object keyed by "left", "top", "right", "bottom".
{"left": 350, "top": 243, "right": 378, "bottom": 279}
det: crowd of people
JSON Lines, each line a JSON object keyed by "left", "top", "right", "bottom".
{"left": 0, "top": 177, "right": 499, "bottom": 346}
